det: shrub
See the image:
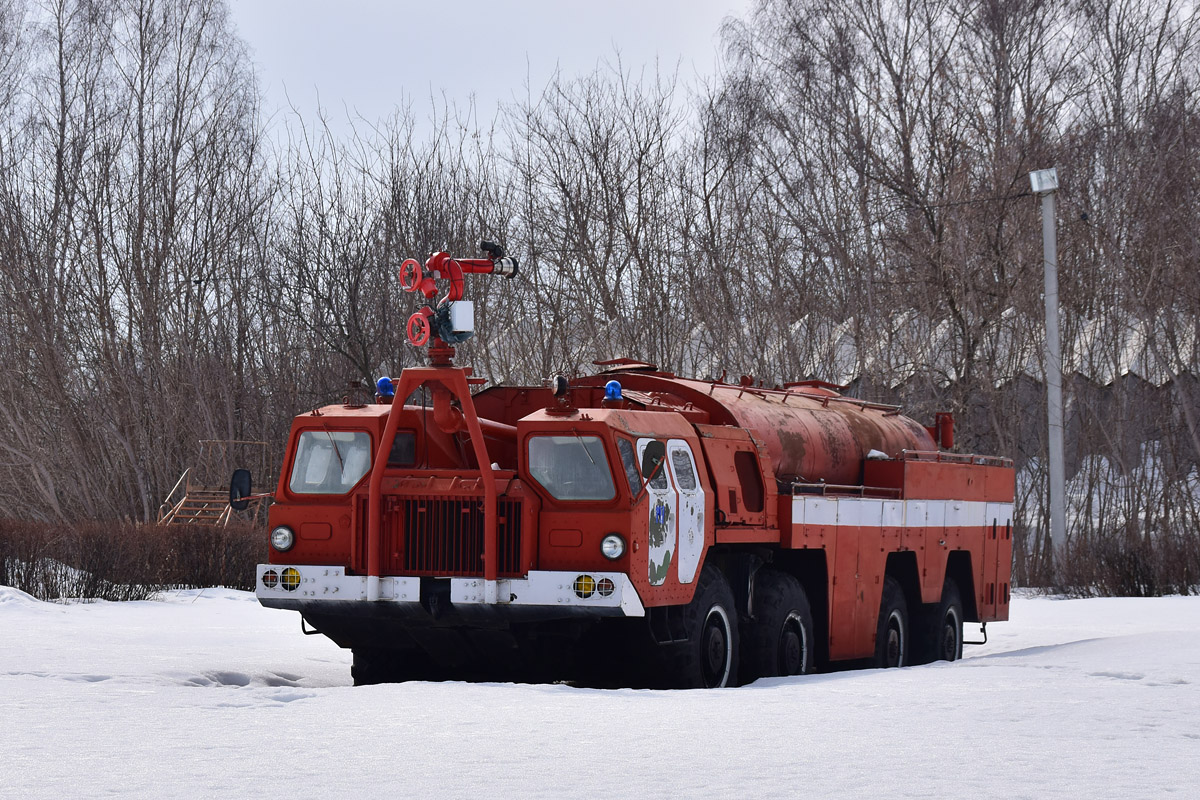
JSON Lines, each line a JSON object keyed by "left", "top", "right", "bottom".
{"left": 0, "top": 519, "right": 261, "bottom": 601}
{"left": 1054, "top": 529, "right": 1200, "bottom": 597}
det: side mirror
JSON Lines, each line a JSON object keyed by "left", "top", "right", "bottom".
{"left": 229, "top": 469, "right": 252, "bottom": 511}
{"left": 640, "top": 440, "right": 666, "bottom": 480}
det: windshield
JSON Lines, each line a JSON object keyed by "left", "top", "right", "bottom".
{"left": 289, "top": 430, "right": 372, "bottom": 494}
{"left": 527, "top": 434, "right": 616, "bottom": 501}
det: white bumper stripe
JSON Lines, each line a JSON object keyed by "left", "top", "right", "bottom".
{"left": 255, "top": 565, "right": 645, "bottom": 617}
{"left": 450, "top": 571, "right": 644, "bottom": 617}
{"left": 256, "top": 565, "right": 418, "bottom": 602}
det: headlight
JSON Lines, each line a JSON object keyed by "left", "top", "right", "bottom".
{"left": 270, "top": 526, "right": 295, "bottom": 552}
{"left": 600, "top": 534, "right": 625, "bottom": 560}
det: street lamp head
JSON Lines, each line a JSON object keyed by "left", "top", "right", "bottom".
{"left": 1029, "top": 167, "right": 1059, "bottom": 194}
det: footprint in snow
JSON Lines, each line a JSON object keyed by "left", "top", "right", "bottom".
{"left": 262, "top": 671, "right": 302, "bottom": 687}
{"left": 63, "top": 673, "right": 112, "bottom": 683}
{"left": 1088, "top": 670, "right": 1145, "bottom": 681}
{"left": 174, "top": 671, "right": 253, "bottom": 688}
{"left": 266, "top": 689, "right": 316, "bottom": 703}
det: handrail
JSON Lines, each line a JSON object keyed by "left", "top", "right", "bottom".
{"left": 789, "top": 482, "right": 902, "bottom": 498}
{"left": 159, "top": 495, "right": 188, "bottom": 525}
{"left": 900, "top": 450, "right": 1013, "bottom": 467}
{"left": 157, "top": 468, "right": 191, "bottom": 522}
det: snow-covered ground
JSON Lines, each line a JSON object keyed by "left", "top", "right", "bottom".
{"left": 2, "top": 588, "right": 1198, "bottom": 799}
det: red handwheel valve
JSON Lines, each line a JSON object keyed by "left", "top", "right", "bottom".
{"left": 407, "top": 307, "right": 434, "bottom": 346}
{"left": 398, "top": 259, "right": 424, "bottom": 292}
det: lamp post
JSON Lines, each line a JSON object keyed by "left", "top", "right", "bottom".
{"left": 1030, "top": 167, "right": 1067, "bottom": 571}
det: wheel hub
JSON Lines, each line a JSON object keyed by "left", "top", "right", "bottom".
{"left": 700, "top": 608, "right": 731, "bottom": 687}
{"left": 779, "top": 613, "right": 807, "bottom": 675}
{"left": 939, "top": 609, "right": 960, "bottom": 660}
{"left": 885, "top": 610, "right": 904, "bottom": 667}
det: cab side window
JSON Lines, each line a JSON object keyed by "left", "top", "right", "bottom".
{"left": 616, "top": 438, "right": 641, "bottom": 495}
{"left": 670, "top": 448, "right": 697, "bottom": 490}
{"left": 388, "top": 431, "right": 416, "bottom": 467}
{"left": 648, "top": 447, "right": 669, "bottom": 490}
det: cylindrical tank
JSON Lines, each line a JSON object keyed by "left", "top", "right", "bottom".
{"left": 588, "top": 373, "right": 937, "bottom": 486}
{"left": 695, "top": 382, "right": 935, "bottom": 485}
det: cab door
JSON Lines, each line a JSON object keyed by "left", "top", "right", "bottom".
{"left": 667, "top": 439, "right": 704, "bottom": 584}
{"left": 638, "top": 438, "right": 676, "bottom": 586}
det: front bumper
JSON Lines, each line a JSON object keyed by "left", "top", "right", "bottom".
{"left": 255, "top": 564, "right": 645, "bottom": 618}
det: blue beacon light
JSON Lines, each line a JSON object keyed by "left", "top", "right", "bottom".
{"left": 376, "top": 376, "right": 395, "bottom": 397}
{"left": 604, "top": 380, "right": 623, "bottom": 401}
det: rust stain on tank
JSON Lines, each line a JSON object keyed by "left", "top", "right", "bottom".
{"left": 815, "top": 410, "right": 848, "bottom": 472}
{"left": 834, "top": 405, "right": 882, "bottom": 457}
{"left": 776, "top": 428, "right": 808, "bottom": 476}
{"left": 900, "top": 416, "right": 931, "bottom": 443}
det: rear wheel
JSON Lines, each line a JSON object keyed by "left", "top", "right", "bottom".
{"left": 741, "top": 568, "right": 814, "bottom": 682}
{"left": 673, "top": 564, "right": 739, "bottom": 688}
{"left": 920, "top": 579, "right": 964, "bottom": 663}
{"left": 874, "top": 576, "right": 909, "bottom": 668}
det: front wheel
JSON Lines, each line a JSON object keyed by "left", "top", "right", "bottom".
{"left": 675, "top": 564, "right": 739, "bottom": 688}
{"left": 351, "top": 648, "right": 393, "bottom": 686}
{"left": 351, "top": 647, "right": 434, "bottom": 686}
{"left": 874, "top": 576, "right": 909, "bottom": 668}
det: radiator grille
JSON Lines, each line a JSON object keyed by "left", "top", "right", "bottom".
{"left": 400, "top": 496, "right": 523, "bottom": 577}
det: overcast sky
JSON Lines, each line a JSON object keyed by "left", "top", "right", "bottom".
{"left": 227, "top": 0, "right": 752, "bottom": 129}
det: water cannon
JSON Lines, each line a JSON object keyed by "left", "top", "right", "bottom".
{"left": 479, "top": 240, "right": 519, "bottom": 277}
{"left": 399, "top": 241, "right": 519, "bottom": 351}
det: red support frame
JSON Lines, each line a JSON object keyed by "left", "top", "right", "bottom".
{"left": 365, "top": 365, "right": 500, "bottom": 593}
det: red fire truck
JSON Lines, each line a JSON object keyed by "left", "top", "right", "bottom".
{"left": 237, "top": 243, "right": 1014, "bottom": 688}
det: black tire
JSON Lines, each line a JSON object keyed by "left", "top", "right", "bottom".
{"left": 917, "top": 579, "right": 964, "bottom": 664}
{"left": 351, "top": 648, "right": 390, "bottom": 686}
{"left": 741, "top": 568, "right": 815, "bottom": 682}
{"left": 350, "top": 647, "right": 434, "bottom": 686}
{"left": 874, "top": 576, "right": 909, "bottom": 668}
{"left": 674, "top": 564, "right": 739, "bottom": 688}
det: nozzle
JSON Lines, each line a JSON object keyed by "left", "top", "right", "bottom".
{"left": 492, "top": 256, "right": 519, "bottom": 278}
{"left": 481, "top": 240, "right": 519, "bottom": 278}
